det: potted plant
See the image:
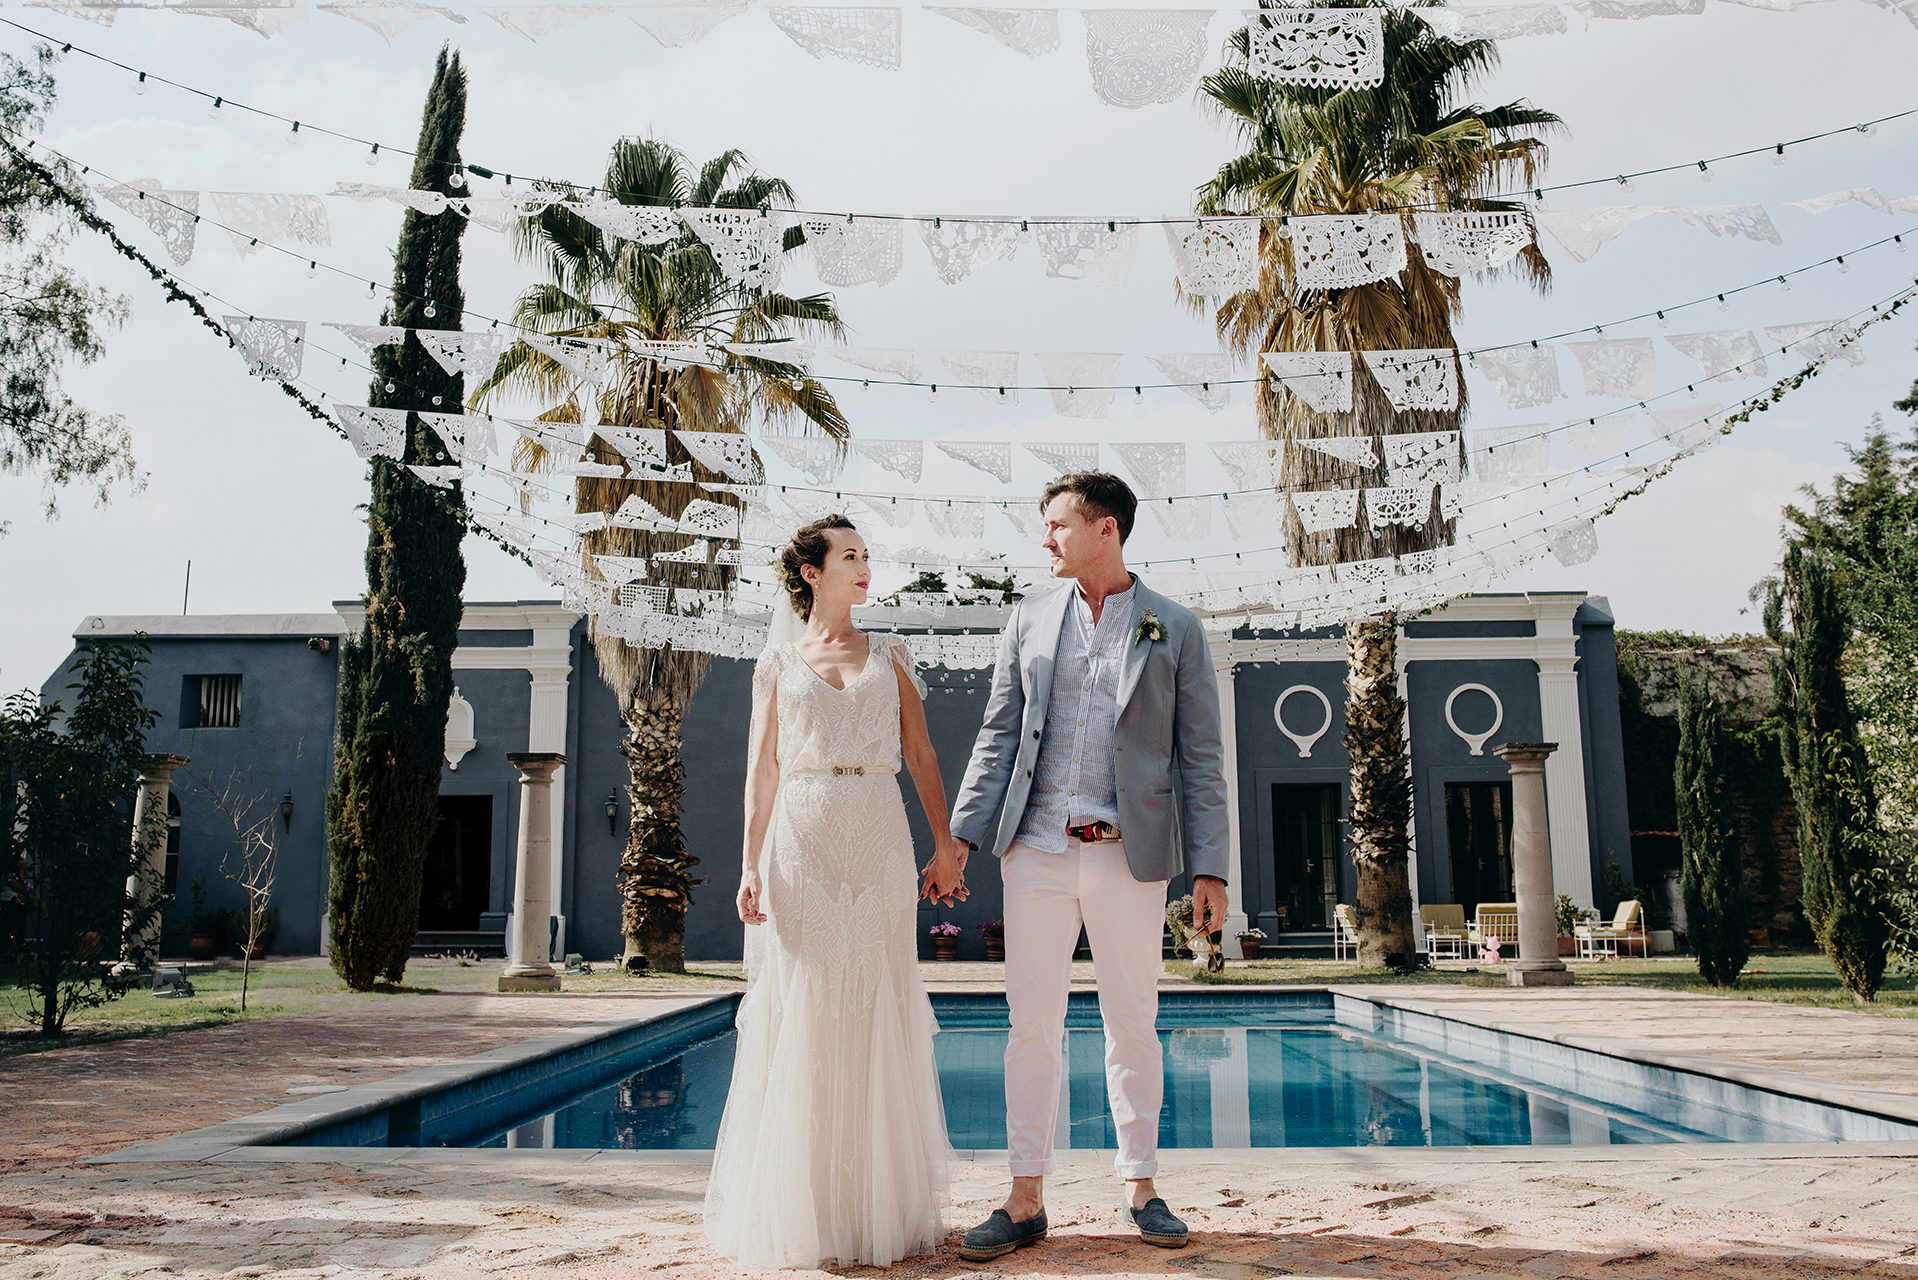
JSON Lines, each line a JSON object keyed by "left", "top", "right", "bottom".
{"left": 1236, "top": 927, "right": 1266, "bottom": 960}
{"left": 976, "top": 919, "right": 1005, "bottom": 962}
{"left": 929, "top": 921, "right": 961, "bottom": 960}
{"left": 183, "top": 876, "right": 219, "bottom": 961}
{"left": 1555, "top": 894, "right": 1587, "bottom": 956}
{"left": 1165, "top": 895, "right": 1195, "bottom": 956}
{"left": 240, "top": 906, "right": 281, "bottom": 961}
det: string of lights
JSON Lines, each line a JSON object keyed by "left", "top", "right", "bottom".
{"left": 4, "top": 15, "right": 1912, "bottom": 219}
{"left": 18, "top": 124, "right": 1914, "bottom": 416}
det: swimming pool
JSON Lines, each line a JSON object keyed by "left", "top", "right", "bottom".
{"left": 274, "top": 992, "right": 1918, "bottom": 1153}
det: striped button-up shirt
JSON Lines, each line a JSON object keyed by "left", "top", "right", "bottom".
{"left": 1014, "top": 579, "right": 1136, "bottom": 854}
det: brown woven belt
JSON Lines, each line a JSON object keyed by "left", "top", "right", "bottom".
{"left": 1066, "top": 821, "right": 1122, "bottom": 843}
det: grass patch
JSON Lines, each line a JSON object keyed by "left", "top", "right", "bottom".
{"left": 1168, "top": 949, "right": 1918, "bottom": 1014}
{"left": 0, "top": 956, "right": 746, "bottom": 1059}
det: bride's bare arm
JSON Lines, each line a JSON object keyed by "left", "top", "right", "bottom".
{"left": 738, "top": 674, "right": 779, "bottom": 925}
{"left": 896, "top": 661, "right": 968, "bottom": 906}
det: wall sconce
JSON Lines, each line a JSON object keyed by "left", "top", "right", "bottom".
{"left": 604, "top": 793, "right": 619, "bottom": 837}
{"left": 279, "top": 791, "right": 294, "bottom": 832}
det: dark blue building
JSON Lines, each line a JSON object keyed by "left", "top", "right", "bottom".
{"left": 45, "top": 590, "right": 1630, "bottom": 962}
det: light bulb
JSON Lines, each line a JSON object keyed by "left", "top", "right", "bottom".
{"left": 861, "top": 380, "right": 870, "bottom": 393}
{"left": 1688, "top": 385, "right": 1698, "bottom": 400}
{"left": 423, "top": 302, "right": 437, "bottom": 318}
{"left": 367, "top": 282, "right": 377, "bottom": 299}
{"left": 1861, "top": 122, "right": 1879, "bottom": 138}
{"left": 1698, "top": 162, "right": 1714, "bottom": 184}
{"left": 1779, "top": 275, "right": 1792, "bottom": 292}
{"left": 449, "top": 166, "right": 466, "bottom": 189}
{"left": 1717, "top": 294, "right": 1730, "bottom": 312}
{"left": 1772, "top": 144, "right": 1786, "bottom": 166}
{"left": 928, "top": 384, "right": 939, "bottom": 404}
{"left": 207, "top": 96, "right": 222, "bottom": 120}
{"left": 791, "top": 377, "right": 806, "bottom": 392}
{"left": 366, "top": 144, "right": 380, "bottom": 167}
{"left": 134, "top": 72, "right": 146, "bottom": 95}
{"left": 1656, "top": 311, "right": 1669, "bottom": 329}
{"left": 1837, "top": 256, "right": 1849, "bottom": 274}
{"left": 385, "top": 381, "right": 396, "bottom": 393}
{"left": 1897, "top": 235, "right": 1907, "bottom": 253}
{"left": 1616, "top": 175, "right": 1634, "bottom": 193}
{"left": 286, "top": 121, "right": 301, "bottom": 145}
{"left": 431, "top": 395, "right": 443, "bottom": 406}
{"left": 307, "top": 261, "right": 317, "bottom": 279}
{"left": 1594, "top": 325, "right": 1605, "bottom": 338}
{"left": 1135, "top": 386, "right": 1144, "bottom": 405}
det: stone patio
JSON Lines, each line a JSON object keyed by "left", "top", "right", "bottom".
{"left": 3, "top": 970, "right": 1917, "bottom": 1279}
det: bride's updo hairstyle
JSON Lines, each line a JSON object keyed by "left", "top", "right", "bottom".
{"left": 780, "top": 514, "right": 857, "bottom": 620}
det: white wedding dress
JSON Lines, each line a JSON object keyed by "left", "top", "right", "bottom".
{"left": 703, "top": 634, "right": 953, "bottom": 1269}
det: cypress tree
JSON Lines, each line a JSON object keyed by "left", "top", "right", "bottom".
{"left": 325, "top": 49, "right": 470, "bottom": 991}
{"left": 1766, "top": 546, "right": 1889, "bottom": 1002}
{"left": 1676, "top": 672, "right": 1747, "bottom": 986}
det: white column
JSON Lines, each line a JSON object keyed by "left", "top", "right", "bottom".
{"left": 1532, "top": 597, "right": 1594, "bottom": 910}
{"left": 1214, "top": 661, "right": 1247, "bottom": 940}
{"left": 527, "top": 666, "right": 571, "bottom": 952}
{"left": 501, "top": 752, "right": 565, "bottom": 991}
{"left": 119, "top": 753, "right": 189, "bottom": 972}
{"left": 1493, "top": 742, "right": 1572, "bottom": 987}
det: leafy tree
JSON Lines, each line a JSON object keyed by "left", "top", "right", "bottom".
{"left": 1193, "top": 0, "right": 1562, "bottom": 969}
{"left": 1676, "top": 673, "right": 1747, "bottom": 986}
{"left": 0, "top": 47, "right": 137, "bottom": 534}
{"left": 1765, "top": 547, "right": 1888, "bottom": 1002}
{"left": 0, "top": 639, "right": 161, "bottom": 1035}
{"left": 478, "top": 138, "right": 846, "bottom": 972}
{"left": 1780, "top": 414, "right": 1918, "bottom": 975}
{"left": 326, "top": 49, "right": 470, "bottom": 991}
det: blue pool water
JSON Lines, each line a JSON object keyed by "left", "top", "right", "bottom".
{"left": 449, "top": 994, "right": 1871, "bottom": 1152}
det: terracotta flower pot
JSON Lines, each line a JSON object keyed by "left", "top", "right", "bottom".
{"left": 932, "top": 937, "right": 959, "bottom": 961}
{"left": 188, "top": 934, "right": 217, "bottom": 960}
{"left": 1238, "top": 939, "right": 1261, "bottom": 960}
{"left": 1557, "top": 935, "right": 1578, "bottom": 956}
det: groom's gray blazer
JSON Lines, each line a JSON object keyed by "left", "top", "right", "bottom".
{"left": 950, "top": 576, "right": 1231, "bottom": 885}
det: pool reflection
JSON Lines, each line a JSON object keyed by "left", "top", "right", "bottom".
{"left": 474, "top": 1024, "right": 1719, "bottom": 1151}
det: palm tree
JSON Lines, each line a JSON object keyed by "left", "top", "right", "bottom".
{"left": 1195, "top": 0, "right": 1563, "bottom": 968}
{"left": 476, "top": 138, "right": 847, "bottom": 972}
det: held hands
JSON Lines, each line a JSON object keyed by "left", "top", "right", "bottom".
{"left": 919, "top": 836, "right": 971, "bottom": 907}
{"left": 737, "top": 871, "right": 767, "bottom": 926}
{"left": 1192, "top": 875, "right": 1228, "bottom": 937}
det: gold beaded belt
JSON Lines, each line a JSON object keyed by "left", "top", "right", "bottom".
{"left": 1066, "top": 821, "right": 1121, "bottom": 843}
{"left": 830, "top": 766, "right": 866, "bottom": 777}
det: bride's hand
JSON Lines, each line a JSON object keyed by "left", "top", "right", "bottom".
{"left": 737, "top": 872, "right": 767, "bottom": 925}
{"left": 918, "top": 839, "right": 970, "bottom": 907}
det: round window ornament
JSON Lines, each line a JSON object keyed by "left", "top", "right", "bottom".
{"left": 1273, "top": 685, "right": 1334, "bottom": 758}
{"left": 1444, "top": 683, "right": 1504, "bottom": 756}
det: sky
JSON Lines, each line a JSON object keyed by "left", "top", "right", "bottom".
{"left": 2, "top": 0, "right": 1916, "bottom": 689}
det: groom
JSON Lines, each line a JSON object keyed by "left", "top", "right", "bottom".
{"left": 947, "top": 471, "right": 1230, "bottom": 1260}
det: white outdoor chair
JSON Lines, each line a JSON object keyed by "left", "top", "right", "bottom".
{"left": 1332, "top": 903, "right": 1359, "bottom": 962}
{"left": 1576, "top": 899, "right": 1647, "bottom": 959}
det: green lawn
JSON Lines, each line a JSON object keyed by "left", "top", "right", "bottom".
{"left": 0, "top": 955, "right": 746, "bottom": 1059}
{"left": 1168, "top": 949, "right": 1918, "bottom": 1014}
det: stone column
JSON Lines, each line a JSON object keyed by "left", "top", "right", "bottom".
{"left": 501, "top": 752, "right": 566, "bottom": 992}
{"left": 1214, "top": 660, "right": 1247, "bottom": 941}
{"left": 1531, "top": 597, "right": 1594, "bottom": 910}
{"left": 1493, "top": 742, "right": 1573, "bottom": 986}
{"left": 119, "top": 753, "right": 190, "bottom": 972}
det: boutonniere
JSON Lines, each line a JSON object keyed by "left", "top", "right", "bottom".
{"left": 1135, "top": 609, "right": 1166, "bottom": 646}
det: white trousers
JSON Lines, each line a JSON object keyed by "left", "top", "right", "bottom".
{"left": 1001, "top": 837, "right": 1168, "bottom": 1180}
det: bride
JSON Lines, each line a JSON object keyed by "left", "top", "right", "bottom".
{"left": 703, "top": 514, "right": 970, "bottom": 1270}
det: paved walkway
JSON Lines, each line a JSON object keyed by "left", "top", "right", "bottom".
{"left": 3, "top": 969, "right": 1917, "bottom": 1278}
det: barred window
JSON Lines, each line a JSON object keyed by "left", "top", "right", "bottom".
{"left": 194, "top": 675, "right": 243, "bottom": 728}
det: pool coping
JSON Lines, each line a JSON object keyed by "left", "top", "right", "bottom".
{"left": 86, "top": 985, "right": 1918, "bottom": 1169}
